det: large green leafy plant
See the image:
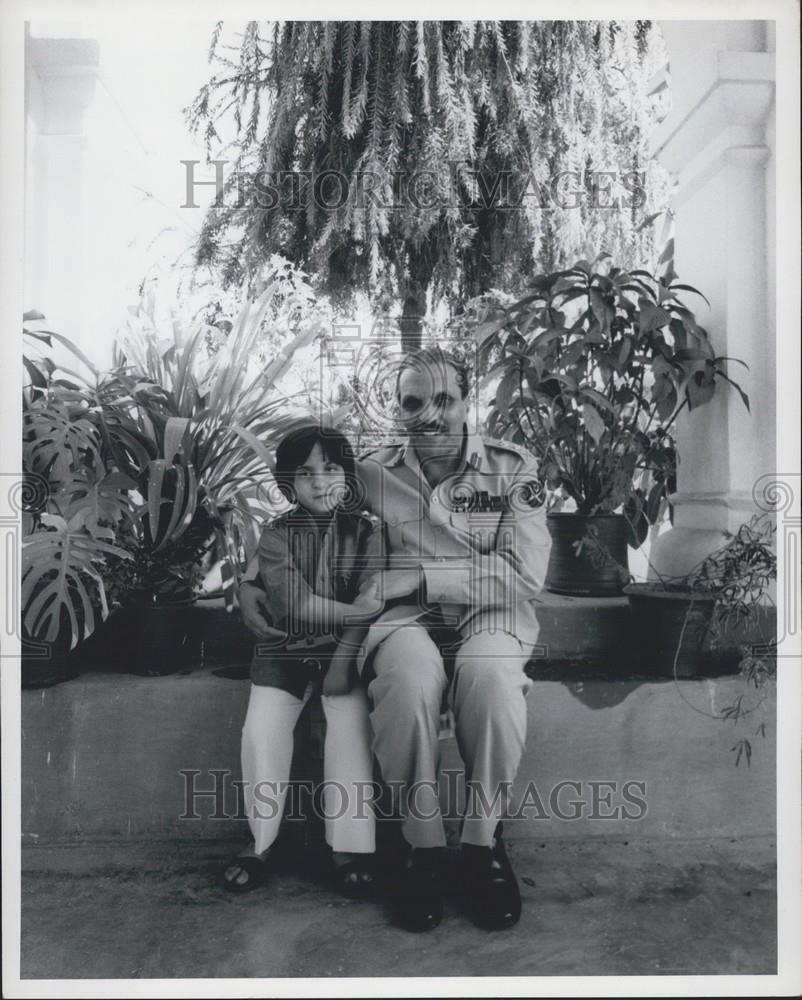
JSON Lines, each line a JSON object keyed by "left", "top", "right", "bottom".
{"left": 21, "top": 265, "right": 323, "bottom": 655}
{"left": 22, "top": 314, "right": 134, "bottom": 650}
{"left": 478, "top": 256, "right": 749, "bottom": 545}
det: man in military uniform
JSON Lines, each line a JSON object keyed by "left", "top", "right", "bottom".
{"left": 240, "top": 346, "right": 550, "bottom": 932}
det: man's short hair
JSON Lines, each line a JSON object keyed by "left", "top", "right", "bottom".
{"left": 395, "top": 346, "right": 471, "bottom": 400}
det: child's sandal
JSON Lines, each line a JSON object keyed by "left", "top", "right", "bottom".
{"left": 334, "top": 858, "right": 378, "bottom": 900}
{"left": 223, "top": 852, "right": 270, "bottom": 893}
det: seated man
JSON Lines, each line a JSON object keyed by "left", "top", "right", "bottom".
{"left": 240, "top": 346, "right": 550, "bottom": 932}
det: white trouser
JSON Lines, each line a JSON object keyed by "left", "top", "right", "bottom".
{"left": 368, "top": 621, "right": 532, "bottom": 849}
{"left": 240, "top": 682, "right": 376, "bottom": 855}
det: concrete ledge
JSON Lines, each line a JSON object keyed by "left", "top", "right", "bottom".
{"left": 22, "top": 665, "right": 776, "bottom": 845}
{"left": 73, "top": 593, "right": 772, "bottom": 676}
{"left": 194, "top": 590, "right": 634, "bottom": 664}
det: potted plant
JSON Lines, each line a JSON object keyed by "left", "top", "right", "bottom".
{"left": 623, "top": 513, "right": 776, "bottom": 678}
{"left": 93, "top": 273, "right": 321, "bottom": 672}
{"left": 21, "top": 274, "right": 321, "bottom": 680}
{"left": 578, "top": 511, "right": 776, "bottom": 679}
{"left": 107, "top": 517, "right": 216, "bottom": 676}
{"left": 476, "top": 254, "right": 749, "bottom": 595}
{"left": 22, "top": 315, "right": 135, "bottom": 687}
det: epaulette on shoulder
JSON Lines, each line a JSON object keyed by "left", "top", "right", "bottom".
{"left": 354, "top": 509, "right": 382, "bottom": 528}
{"left": 482, "top": 436, "right": 535, "bottom": 462}
{"left": 359, "top": 440, "right": 405, "bottom": 466}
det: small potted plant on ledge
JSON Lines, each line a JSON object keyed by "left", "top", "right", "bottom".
{"left": 580, "top": 511, "right": 776, "bottom": 678}
{"left": 477, "top": 254, "right": 748, "bottom": 595}
{"left": 623, "top": 513, "right": 777, "bottom": 678}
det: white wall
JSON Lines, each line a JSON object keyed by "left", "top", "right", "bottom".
{"left": 25, "top": 32, "right": 101, "bottom": 369}
{"left": 24, "top": 22, "right": 212, "bottom": 374}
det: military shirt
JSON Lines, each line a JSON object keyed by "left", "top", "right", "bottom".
{"left": 355, "top": 430, "right": 550, "bottom": 643}
{"left": 249, "top": 506, "right": 385, "bottom": 695}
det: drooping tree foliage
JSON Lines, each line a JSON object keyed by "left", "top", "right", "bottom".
{"left": 186, "top": 21, "right": 669, "bottom": 346}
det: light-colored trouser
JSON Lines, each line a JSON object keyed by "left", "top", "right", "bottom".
{"left": 240, "top": 682, "right": 376, "bottom": 855}
{"left": 368, "top": 620, "right": 532, "bottom": 849}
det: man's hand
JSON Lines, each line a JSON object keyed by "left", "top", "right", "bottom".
{"left": 238, "top": 581, "right": 286, "bottom": 641}
{"left": 322, "top": 653, "right": 356, "bottom": 697}
{"left": 359, "top": 569, "right": 421, "bottom": 602}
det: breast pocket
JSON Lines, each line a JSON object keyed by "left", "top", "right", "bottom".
{"left": 447, "top": 510, "right": 503, "bottom": 553}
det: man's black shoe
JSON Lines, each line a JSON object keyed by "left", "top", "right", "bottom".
{"left": 461, "top": 829, "right": 521, "bottom": 930}
{"left": 391, "top": 848, "right": 444, "bottom": 932}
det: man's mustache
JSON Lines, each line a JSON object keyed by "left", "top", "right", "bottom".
{"left": 411, "top": 424, "right": 451, "bottom": 435}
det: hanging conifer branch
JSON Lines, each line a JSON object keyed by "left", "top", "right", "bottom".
{"left": 186, "top": 20, "right": 672, "bottom": 347}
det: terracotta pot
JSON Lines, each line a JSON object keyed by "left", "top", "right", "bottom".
{"left": 624, "top": 583, "right": 718, "bottom": 678}
{"left": 545, "top": 513, "right": 629, "bottom": 596}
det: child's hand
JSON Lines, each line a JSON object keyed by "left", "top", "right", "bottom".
{"left": 322, "top": 654, "right": 355, "bottom": 697}
{"left": 350, "top": 580, "right": 383, "bottom": 618}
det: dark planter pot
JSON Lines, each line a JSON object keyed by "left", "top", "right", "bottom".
{"left": 21, "top": 634, "right": 75, "bottom": 689}
{"left": 68, "top": 606, "right": 133, "bottom": 670}
{"left": 21, "top": 604, "right": 86, "bottom": 689}
{"left": 126, "top": 600, "right": 198, "bottom": 676}
{"left": 624, "top": 584, "right": 718, "bottom": 678}
{"left": 545, "top": 513, "right": 629, "bottom": 596}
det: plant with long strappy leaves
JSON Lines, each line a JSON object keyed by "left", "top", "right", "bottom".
{"left": 101, "top": 272, "right": 329, "bottom": 607}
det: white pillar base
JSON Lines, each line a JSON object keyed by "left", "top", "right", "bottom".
{"left": 649, "top": 490, "right": 760, "bottom": 579}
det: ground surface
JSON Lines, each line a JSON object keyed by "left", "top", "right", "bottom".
{"left": 21, "top": 835, "right": 775, "bottom": 979}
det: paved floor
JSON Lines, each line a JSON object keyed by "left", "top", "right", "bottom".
{"left": 21, "top": 835, "right": 775, "bottom": 979}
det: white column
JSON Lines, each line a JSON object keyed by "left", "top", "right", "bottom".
{"left": 25, "top": 34, "right": 100, "bottom": 370}
{"left": 649, "top": 22, "right": 775, "bottom": 576}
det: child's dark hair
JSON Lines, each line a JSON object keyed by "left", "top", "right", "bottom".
{"left": 273, "top": 424, "right": 356, "bottom": 505}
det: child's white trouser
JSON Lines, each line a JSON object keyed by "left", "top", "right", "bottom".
{"left": 241, "top": 682, "right": 376, "bottom": 855}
